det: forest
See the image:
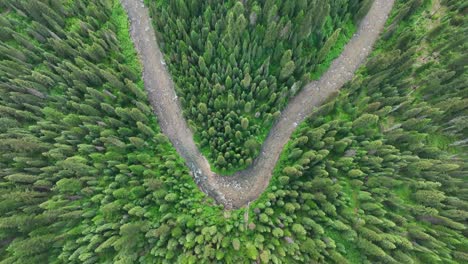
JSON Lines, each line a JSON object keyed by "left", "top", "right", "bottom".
{"left": 146, "top": 0, "right": 373, "bottom": 173}
{"left": 0, "top": 0, "right": 467, "bottom": 263}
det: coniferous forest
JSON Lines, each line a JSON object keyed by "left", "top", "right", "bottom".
{"left": 147, "top": 0, "right": 372, "bottom": 173}
{"left": 0, "top": 0, "right": 467, "bottom": 263}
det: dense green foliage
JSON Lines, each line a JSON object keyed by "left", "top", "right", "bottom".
{"left": 147, "top": 0, "right": 372, "bottom": 173}
{"left": 250, "top": 0, "right": 468, "bottom": 262}
{"left": 0, "top": 0, "right": 196, "bottom": 262}
{"left": 0, "top": 0, "right": 467, "bottom": 263}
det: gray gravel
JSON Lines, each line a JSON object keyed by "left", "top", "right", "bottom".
{"left": 121, "top": 0, "right": 395, "bottom": 209}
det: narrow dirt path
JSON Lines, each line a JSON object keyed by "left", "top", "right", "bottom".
{"left": 121, "top": 0, "right": 395, "bottom": 209}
